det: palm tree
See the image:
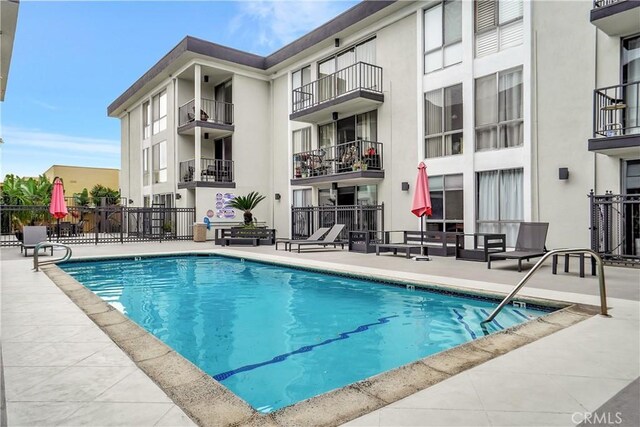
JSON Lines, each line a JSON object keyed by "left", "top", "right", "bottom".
{"left": 227, "top": 191, "right": 266, "bottom": 225}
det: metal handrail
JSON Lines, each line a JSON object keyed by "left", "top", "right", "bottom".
{"left": 33, "top": 242, "right": 73, "bottom": 272}
{"left": 482, "top": 248, "right": 608, "bottom": 323}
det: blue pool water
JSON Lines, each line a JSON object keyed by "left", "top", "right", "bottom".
{"left": 61, "top": 255, "right": 550, "bottom": 412}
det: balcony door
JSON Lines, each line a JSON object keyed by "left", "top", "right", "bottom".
{"left": 622, "top": 36, "right": 640, "bottom": 135}
{"left": 214, "top": 81, "right": 232, "bottom": 124}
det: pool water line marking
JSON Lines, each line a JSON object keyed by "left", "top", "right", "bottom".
{"left": 452, "top": 309, "right": 477, "bottom": 339}
{"left": 213, "top": 315, "right": 399, "bottom": 382}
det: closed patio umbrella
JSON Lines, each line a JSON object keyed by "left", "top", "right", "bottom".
{"left": 49, "top": 177, "right": 68, "bottom": 241}
{"left": 411, "top": 162, "right": 432, "bottom": 261}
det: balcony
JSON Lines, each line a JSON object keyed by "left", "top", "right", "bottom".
{"left": 290, "top": 62, "right": 384, "bottom": 123}
{"left": 178, "top": 158, "right": 235, "bottom": 189}
{"left": 178, "top": 98, "right": 234, "bottom": 137}
{"left": 589, "top": 81, "right": 640, "bottom": 157}
{"left": 291, "top": 140, "right": 384, "bottom": 185}
{"left": 591, "top": 0, "right": 640, "bottom": 36}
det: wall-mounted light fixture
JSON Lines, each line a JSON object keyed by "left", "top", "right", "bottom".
{"left": 332, "top": 112, "right": 339, "bottom": 121}
{"left": 175, "top": 194, "right": 182, "bottom": 200}
{"left": 401, "top": 182, "right": 410, "bottom": 191}
{"left": 204, "top": 133, "right": 209, "bottom": 140}
{"left": 128, "top": 199, "right": 134, "bottom": 204}
{"left": 559, "top": 168, "right": 569, "bottom": 180}
{"left": 331, "top": 182, "right": 338, "bottom": 191}
{"left": 275, "top": 193, "right": 281, "bottom": 200}
{"left": 334, "top": 38, "right": 340, "bottom": 47}
{"left": 203, "top": 75, "right": 209, "bottom": 83}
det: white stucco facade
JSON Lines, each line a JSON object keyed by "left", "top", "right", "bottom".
{"left": 110, "top": 0, "right": 640, "bottom": 250}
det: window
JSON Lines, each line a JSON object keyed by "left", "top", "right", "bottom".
{"left": 142, "top": 101, "right": 151, "bottom": 139}
{"left": 424, "top": 1, "right": 462, "bottom": 73}
{"left": 317, "top": 38, "right": 376, "bottom": 101}
{"left": 152, "top": 90, "right": 167, "bottom": 135}
{"left": 293, "top": 189, "right": 312, "bottom": 207}
{"left": 293, "top": 128, "right": 312, "bottom": 154}
{"left": 142, "top": 148, "right": 150, "bottom": 186}
{"left": 426, "top": 174, "right": 463, "bottom": 232}
{"left": 292, "top": 66, "right": 311, "bottom": 90}
{"left": 425, "top": 84, "right": 463, "bottom": 158}
{"left": 475, "top": 0, "right": 523, "bottom": 57}
{"left": 152, "top": 193, "right": 173, "bottom": 208}
{"left": 475, "top": 67, "right": 523, "bottom": 151}
{"left": 152, "top": 141, "right": 167, "bottom": 183}
{"left": 477, "top": 168, "right": 523, "bottom": 246}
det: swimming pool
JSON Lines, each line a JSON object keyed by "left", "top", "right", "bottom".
{"left": 61, "top": 255, "right": 551, "bottom": 413}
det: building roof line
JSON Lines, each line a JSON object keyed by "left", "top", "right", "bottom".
{"left": 107, "top": 0, "right": 397, "bottom": 116}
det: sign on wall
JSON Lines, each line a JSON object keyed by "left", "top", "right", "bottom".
{"left": 215, "top": 192, "right": 236, "bottom": 219}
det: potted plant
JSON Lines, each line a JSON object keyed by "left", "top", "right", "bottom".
{"left": 227, "top": 191, "right": 266, "bottom": 226}
{"left": 163, "top": 221, "right": 174, "bottom": 235}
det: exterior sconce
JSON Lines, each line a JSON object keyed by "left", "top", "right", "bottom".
{"left": 204, "top": 75, "right": 209, "bottom": 83}
{"left": 331, "top": 182, "right": 338, "bottom": 191}
{"left": 204, "top": 133, "right": 209, "bottom": 139}
{"left": 332, "top": 112, "right": 338, "bottom": 121}
{"left": 275, "top": 193, "right": 281, "bottom": 200}
{"left": 559, "top": 168, "right": 569, "bottom": 180}
{"left": 334, "top": 38, "right": 340, "bottom": 47}
{"left": 128, "top": 199, "right": 134, "bottom": 204}
{"left": 401, "top": 182, "right": 410, "bottom": 191}
{"left": 175, "top": 194, "right": 182, "bottom": 200}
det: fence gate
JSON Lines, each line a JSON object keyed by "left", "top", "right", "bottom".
{"left": 589, "top": 191, "right": 640, "bottom": 266}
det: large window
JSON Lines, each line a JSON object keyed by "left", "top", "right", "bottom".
{"left": 293, "top": 189, "right": 312, "bottom": 207}
{"left": 292, "top": 128, "right": 312, "bottom": 154}
{"left": 424, "top": 1, "right": 462, "bottom": 74}
{"left": 318, "top": 110, "right": 378, "bottom": 147}
{"left": 475, "top": 0, "right": 523, "bottom": 57}
{"left": 292, "top": 66, "right": 311, "bottom": 90}
{"left": 425, "top": 83, "right": 463, "bottom": 158}
{"left": 477, "top": 168, "right": 523, "bottom": 246}
{"left": 475, "top": 67, "right": 523, "bottom": 151}
{"left": 142, "top": 147, "right": 150, "bottom": 186}
{"left": 426, "top": 174, "right": 463, "bottom": 232}
{"left": 317, "top": 38, "right": 376, "bottom": 101}
{"left": 152, "top": 90, "right": 167, "bottom": 135}
{"left": 142, "top": 101, "right": 151, "bottom": 140}
{"left": 152, "top": 141, "right": 167, "bottom": 183}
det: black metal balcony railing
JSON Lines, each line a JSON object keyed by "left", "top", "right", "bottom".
{"left": 179, "top": 158, "right": 234, "bottom": 183}
{"left": 292, "top": 62, "right": 383, "bottom": 114}
{"left": 178, "top": 98, "right": 234, "bottom": 127}
{"left": 292, "top": 140, "right": 383, "bottom": 179}
{"left": 594, "top": 81, "right": 640, "bottom": 137}
{"left": 590, "top": 191, "right": 640, "bottom": 265}
{"left": 593, "top": 0, "right": 622, "bottom": 7}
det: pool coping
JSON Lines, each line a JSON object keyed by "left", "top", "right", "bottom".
{"left": 41, "top": 253, "right": 601, "bottom": 427}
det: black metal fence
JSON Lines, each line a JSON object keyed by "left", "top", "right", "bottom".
{"left": 292, "top": 62, "right": 383, "bottom": 113}
{"left": 179, "top": 158, "right": 234, "bottom": 183}
{"left": 291, "top": 204, "right": 384, "bottom": 241}
{"left": 593, "top": 0, "right": 621, "bottom": 7}
{"left": 178, "top": 98, "right": 234, "bottom": 127}
{"left": 589, "top": 191, "right": 640, "bottom": 265}
{"left": 1, "top": 205, "right": 195, "bottom": 246}
{"left": 292, "top": 140, "right": 383, "bottom": 179}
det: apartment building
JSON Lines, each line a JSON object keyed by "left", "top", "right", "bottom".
{"left": 109, "top": 0, "right": 640, "bottom": 249}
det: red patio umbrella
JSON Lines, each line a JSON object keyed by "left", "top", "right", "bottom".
{"left": 411, "top": 162, "right": 432, "bottom": 260}
{"left": 49, "top": 177, "right": 68, "bottom": 241}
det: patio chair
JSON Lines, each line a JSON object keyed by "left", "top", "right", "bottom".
{"left": 289, "top": 224, "right": 346, "bottom": 253}
{"left": 275, "top": 227, "right": 330, "bottom": 251}
{"left": 487, "top": 222, "right": 549, "bottom": 272}
{"left": 21, "top": 226, "right": 53, "bottom": 257}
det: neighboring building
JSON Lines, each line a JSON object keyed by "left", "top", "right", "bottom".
{"left": 1, "top": 0, "right": 19, "bottom": 102}
{"left": 43, "top": 165, "right": 120, "bottom": 199}
{"left": 109, "top": 0, "right": 639, "bottom": 251}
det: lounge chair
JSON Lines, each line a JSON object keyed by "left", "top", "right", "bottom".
{"left": 21, "top": 226, "right": 53, "bottom": 257}
{"left": 487, "top": 222, "right": 549, "bottom": 272}
{"left": 275, "top": 227, "right": 330, "bottom": 251}
{"left": 289, "top": 224, "right": 346, "bottom": 253}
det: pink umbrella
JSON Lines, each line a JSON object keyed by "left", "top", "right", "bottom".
{"left": 50, "top": 177, "right": 68, "bottom": 240}
{"left": 411, "top": 162, "right": 432, "bottom": 257}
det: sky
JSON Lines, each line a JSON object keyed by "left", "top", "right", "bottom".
{"left": 0, "top": 0, "right": 358, "bottom": 178}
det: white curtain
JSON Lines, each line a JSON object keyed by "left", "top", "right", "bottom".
{"left": 475, "top": 75, "right": 497, "bottom": 150}
{"left": 499, "top": 168, "right": 523, "bottom": 246}
{"left": 357, "top": 111, "right": 377, "bottom": 141}
{"left": 498, "top": 69, "right": 523, "bottom": 147}
{"left": 624, "top": 37, "right": 640, "bottom": 134}
{"left": 425, "top": 89, "right": 443, "bottom": 158}
{"left": 478, "top": 170, "right": 499, "bottom": 234}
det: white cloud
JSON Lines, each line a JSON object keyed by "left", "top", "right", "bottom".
{"left": 0, "top": 127, "right": 120, "bottom": 177}
{"left": 229, "top": 1, "right": 357, "bottom": 51}
{"left": 30, "top": 99, "right": 59, "bottom": 111}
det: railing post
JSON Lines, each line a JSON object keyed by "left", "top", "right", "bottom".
{"left": 120, "top": 206, "right": 124, "bottom": 244}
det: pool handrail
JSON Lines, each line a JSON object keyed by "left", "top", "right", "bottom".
{"left": 482, "top": 248, "right": 608, "bottom": 323}
{"left": 33, "top": 242, "right": 72, "bottom": 272}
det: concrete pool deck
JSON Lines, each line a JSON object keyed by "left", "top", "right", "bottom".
{"left": 1, "top": 241, "right": 638, "bottom": 426}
